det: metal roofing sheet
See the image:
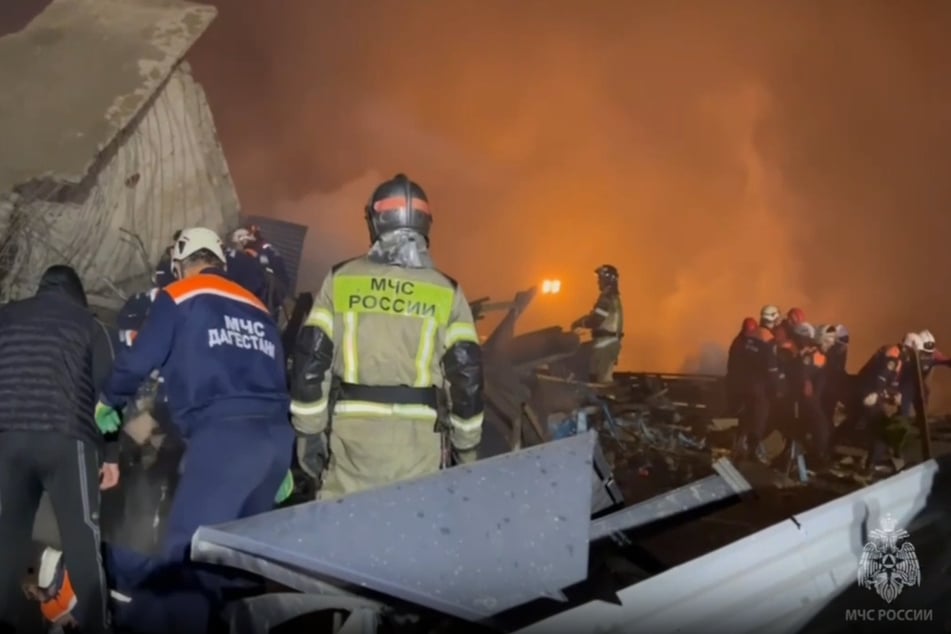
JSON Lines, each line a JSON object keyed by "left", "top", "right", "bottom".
{"left": 242, "top": 215, "right": 308, "bottom": 294}
{"left": 517, "top": 459, "right": 940, "bottom": 633}
{"left": 192, "top": 432, "right": 598, "bottom": 622}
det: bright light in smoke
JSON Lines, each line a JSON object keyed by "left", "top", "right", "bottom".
{"left": 541, "top": 279, "right": 561, "bottom": 295}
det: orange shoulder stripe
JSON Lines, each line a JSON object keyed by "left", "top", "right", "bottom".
{"left": 165, "top": 273, "right": 269, "bottom": 314}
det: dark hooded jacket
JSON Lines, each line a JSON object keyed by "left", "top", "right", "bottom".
{"left": 0, "top": 265, "right": 116, "bottom": 456}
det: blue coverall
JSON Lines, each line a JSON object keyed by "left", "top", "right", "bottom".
{"left": 116, "top": 287, "right": 169, "bottom": 406}
{"left": 239, "top": 241, "right": 289, "bottom": 317}
{"left": 100, "top": 268, "right": 293, "bottom": 633}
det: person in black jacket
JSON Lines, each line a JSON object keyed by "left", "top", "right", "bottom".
{"left": 0, "top": 265, "right": 118, "bottom": 634}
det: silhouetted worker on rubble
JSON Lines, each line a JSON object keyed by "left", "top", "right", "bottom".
{"left": 733, "top": 306, "right": 782, "bottom": 464}
{"left": 45, "top": 228, "right": 293, "bottom": 633}
{"left": 850, "top": 333, "right": 916, "bottom": 474}
{"left": 726, "top": 317, "right": 758, "bottom": 415}
{"left": 289, "top": 173, "right": 485, "bottom": 499}
{"left": 821, "top": 324, "right": 850, "bottom": 423}
{"left": 899, "top": 328, "right": 951, "bottom": 417}
{"left": 789, "top": 323, "right": 837, "bottom": 470}
{"left": 773, "top": 306, "right": 806, "bottom": 349}
{"left": 232, "top": 225, "right": 290, "bottom": 317}
{"left": 571, "top": 264, "right": 624, "bottom": 383}
{"left": 0, "top": 265, "right": 117, "bottom": 634}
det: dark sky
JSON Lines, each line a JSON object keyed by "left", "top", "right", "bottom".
{"left": 5, "top": 1, "right": 951, "bottom": 384}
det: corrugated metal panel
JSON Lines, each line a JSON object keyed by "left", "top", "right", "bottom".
{"left": 517, "top": 460, "right": 941, "bottom": 634}
{"left": 242, "top": 215, "right": 308, "bottom": 295}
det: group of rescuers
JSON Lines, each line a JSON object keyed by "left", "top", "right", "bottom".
{"left": 0, "top": 173, "right": 624, "bottom": 634}
{"left": 726, "top": 305, "right": 949, "bottom": 473}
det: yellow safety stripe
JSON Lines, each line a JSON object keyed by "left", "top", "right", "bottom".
{"left": 332, "top": 275, "right": 454, "bottom": 326}
{"left": 414, "top": 317, "right": 437, "bottom": 387}
{"left": 290, "top": 398, "right": 328, "bottom": 416}
{"left": 304, "top": 307, "right": 334, "bottom": 336}
{"left": 342, "top": 311, "right": 358, "bottom": 383}
{"left": 450, "top": 412, "right": 484, "bottom": 432}
{"left": 334, "top": 400, "right": 438, "bottom": 419}
{"left": 445, "top": 322, "right": 479, "bottom": 348}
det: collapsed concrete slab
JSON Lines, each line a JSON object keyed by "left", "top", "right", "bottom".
{"left": 0, "top": 0, "right": 238, "bottom": 307}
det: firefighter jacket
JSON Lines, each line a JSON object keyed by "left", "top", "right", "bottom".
{"left": 101, "top": 269, "right": 289, "bottom": 435}
{"left": 289, "top": 256, "right": 485, "bottom": 451}
{"left": 857, "top": 344, "right": 902, "bottom": 401}
{"left": 116, "top": 286, "right": 169, "bottom": 404}
{"left": 153, "top": 252, "right": 174, "bottom": 289}
{"left": 244, "top": 240, "right": 290, "bottom": 290}
{"left": 577, "top": 290, "right": 623, "bottom": 344}
{"left": 225, "top": 248, "right": 270, "bottom": 307}
{"left": 794, "top": 345, "right": 827, "bottom": 398}
{"left": 751, "top": 326, "right": 781, "bottom": 390}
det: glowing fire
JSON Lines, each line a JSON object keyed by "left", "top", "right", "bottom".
{"left": 541, "top": 278, "right": 561, "bottom": 294}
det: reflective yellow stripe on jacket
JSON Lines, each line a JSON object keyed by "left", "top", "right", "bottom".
{"left": 331, "top": 275, "right": 455, "bottom": 386}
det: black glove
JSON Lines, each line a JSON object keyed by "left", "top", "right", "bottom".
{"left": 296, "top": 433, "right": 328, "bottom": 480}
{"left": 570, "top": 318, "right": 585, "bottom": 330}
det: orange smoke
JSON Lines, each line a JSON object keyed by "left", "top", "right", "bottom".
{"left": 188, "top": 1, "right": 951, "bottom": 406}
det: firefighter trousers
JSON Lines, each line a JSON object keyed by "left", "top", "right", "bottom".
{"left": 105, "top": 413, "right": 294, "bottom": 634}
{"left": 318, "top": 415, "right": 442, "bottom": 501}
{"left": 590, "top": 338, "right": 621, "bottom": 383}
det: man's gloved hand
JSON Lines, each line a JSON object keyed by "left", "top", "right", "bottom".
{"left": 274, "top": 470, "right": 294, "bottom": 504}
{"left": 296, "top": 433, "right": 328, "bottom": 480}
{"left": 453, "top": 447, "right": 479, "bottom": 466}
{"left": 95, "top": 401, "right": 121, "bottom": 434}
{"left": 570, "top": 318, "right": 584, "bottom": 331}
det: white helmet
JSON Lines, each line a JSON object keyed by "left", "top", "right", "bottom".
{"left": 815, "top": 324, "right": 837, "bottom": 350}
{"left": 760, "top": 304, "right": 781, "bottom": 328}
{"left": 232, "top": 227, "right": 253, "bottom": 247}
{"left": 919, "top": 329, "right": 936, "bottom": 352}
{"left": 835, "top": 324, "right": 849, "bottom": 345}
{"left": 170, "top": 227, "right": 226, "bottom": 278}
{"left": 793, "top": 321, "right": 816, "bottom": 341}
{"left": 902, "top": 332, "right": 924, "bottom": 351}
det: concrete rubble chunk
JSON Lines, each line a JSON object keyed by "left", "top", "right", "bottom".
{"left": 0, "top": 0, "right": 217, "bottom": 193}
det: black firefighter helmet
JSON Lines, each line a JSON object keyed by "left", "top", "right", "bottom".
{"left": 365, "top": 174, "right": 432, "bottom": 245}
{"left": 595, "top": 264, "right": 619, "bottom": 290}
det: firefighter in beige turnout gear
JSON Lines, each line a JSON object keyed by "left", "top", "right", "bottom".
{"left": 289, "top": 174, "right": 485, "bottom": 500}
{"left": 571, "top": 264, "right": 623, "bottom": 383}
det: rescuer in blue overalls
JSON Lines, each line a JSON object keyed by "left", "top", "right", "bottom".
{"left": 154, "top": 229, "right": 271, "bottom": 308}
{"left": 92, "top": 227, "right": 293, "bottom": 633}
{"left": 232, "top": 225, "right": 290, "bottom": 318}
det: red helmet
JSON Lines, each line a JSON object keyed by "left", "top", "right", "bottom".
{"left": 786, "top": 307, "right": 806, "bottom": 327}
{"left": 741, "top": 317, "right": 758, "bottom": 334}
